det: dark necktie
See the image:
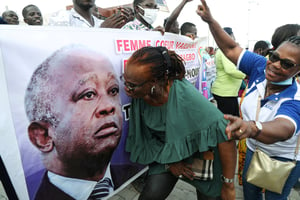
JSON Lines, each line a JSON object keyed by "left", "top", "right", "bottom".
{"left": 88, "top": 178, "right": 112, "bottom": 200}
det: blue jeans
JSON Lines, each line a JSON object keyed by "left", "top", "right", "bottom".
{"left": 242, "top": 148, "right": 300, "bottom": 200}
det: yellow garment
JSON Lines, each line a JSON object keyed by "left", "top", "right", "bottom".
{"left": 238, "top": 139, "right": 247, "bottom": 185}
{"left": 212, "top": 50, "right": 246, "bottom": 96}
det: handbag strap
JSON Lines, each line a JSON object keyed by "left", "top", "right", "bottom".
{"left": 294, "top": 135, "right": 300, "bottom": 160}
{"left": 255, "top": 95, "right": 300, "bottom": 160}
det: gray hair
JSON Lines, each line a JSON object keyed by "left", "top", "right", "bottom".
{"left": 24, "top": 44, "right": 94, "bottom": 126}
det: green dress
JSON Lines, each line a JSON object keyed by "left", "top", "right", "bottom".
{"left": 126, "top": 78, "right": 229, "bottom": 197}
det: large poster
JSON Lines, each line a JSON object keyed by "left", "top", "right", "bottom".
{"left": 0, "top": 26, "right": 206, "bottom": 200}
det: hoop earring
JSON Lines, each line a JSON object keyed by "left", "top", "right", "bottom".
{"left": 151, "top": 85, "right": 155, "bottom": 95}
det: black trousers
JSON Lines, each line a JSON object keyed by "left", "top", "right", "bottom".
{"left": 138, "top": 173, "right": 221, "bottom": 200}
{"left": 213, "top": 94, "right": 240, "bottom": 117}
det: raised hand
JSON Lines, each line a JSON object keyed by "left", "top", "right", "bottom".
{"left": 100, "top": 8, "right": 129, "bottom": 28}
{"left": 196, "top": 0, "right": 213, "bottom": 23}
{"left": 153, "top": 25, "right": 165, "bottom": 35}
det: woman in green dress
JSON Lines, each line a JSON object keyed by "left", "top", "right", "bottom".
{"left": 123, "top": 46, "right": 236, "bottom": 200}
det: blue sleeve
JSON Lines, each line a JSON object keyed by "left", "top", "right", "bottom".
{"left": 238, "top": 51, "right": 267, "bottom": 86}
{"left": 276, "top": 100, "right": 300, "bottom": 133}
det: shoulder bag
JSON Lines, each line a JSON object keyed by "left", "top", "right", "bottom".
{"left": 246, "top": 95, "right": 299, "bottom": 194}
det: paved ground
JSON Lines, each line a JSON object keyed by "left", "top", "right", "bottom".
{"left": 106, "top": 152, "right": 300, "bottom": 200}
{"left": 107, "top": 171, "right": 300, "bottom": 200}
{"left": 107, "top": 171, "right": 244, "bottom": 200}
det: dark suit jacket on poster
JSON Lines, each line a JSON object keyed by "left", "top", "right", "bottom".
{"left": 34, "top": 165, "right": 142, "bottom": 200}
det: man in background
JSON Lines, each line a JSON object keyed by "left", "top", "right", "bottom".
{"left": 22, "top": 5, "right": 43, "bottom": 25}
{"left": 164, "top": 0, "right": 193, "bottom": 34}
{"left": 49, "top": 0, "right": 130, "bottom": 28}
{"left": 253, "top": 40, "right": 270, "bottom": 56}
{"left": 180, "top": 22, "right": 197, "bottom": 40}
{"left": 2, "top": 10, "right": 19, "bottom": 25}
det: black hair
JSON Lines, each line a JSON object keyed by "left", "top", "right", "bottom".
{"left": 22, "top": 4, "right": 39, "bottom": 17}
{"left": 133, "top": 0, "right": 146, "bottom": 13}
{"left": 253, "top": 40, "right": 269, "bottom": 52}
{"left": 271, "top": 24, "right": 300, "bottom": 49}
{"left": 253, "top": 40, "right": 271, "bottom": 56}
{"left": 286, "top": 35, "right": 300, "bottom": 47}
{"left": 127, "top": 46, "right": 185, "bottom": 83}
{"left": 2, "top": 10, "right": 18, "bottom": 18}
{"left": 180, "top": 22, "right": 196, "bottom": 35}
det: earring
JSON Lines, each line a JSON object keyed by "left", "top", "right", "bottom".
{"left": 151, "top": 85, "right": 155, "bottom": 95}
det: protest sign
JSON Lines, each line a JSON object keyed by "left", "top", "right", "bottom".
{"left": 0, "top": 26, "right": 206, "bottom": 199}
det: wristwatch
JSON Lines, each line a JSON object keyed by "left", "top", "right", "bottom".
{"left": 220, "top": 175, "right": 234, "bottom": 183}
{"left": 252, "top": 121, "right": 262, "bottom": 138}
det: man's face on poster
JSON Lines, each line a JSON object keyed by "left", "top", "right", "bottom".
{"left": 48, "top": 50, "right": 122, "bottom": 162}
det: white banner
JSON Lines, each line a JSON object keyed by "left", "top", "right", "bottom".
{"left": 0, "top": 26, "right": 207, "bottom": 200}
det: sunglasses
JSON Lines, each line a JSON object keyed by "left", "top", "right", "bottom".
{"left": 268, "top": 51, "right": 300, "bottom": 70}
{"left": 120, "top": 75, "right": 149, "bottom": 92}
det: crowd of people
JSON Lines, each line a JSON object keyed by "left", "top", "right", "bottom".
{"left": 1, "top": 0, "right": 300, "bottom": 200}
{"left": 0, "top": 0, "right": 200, "bottom": 39}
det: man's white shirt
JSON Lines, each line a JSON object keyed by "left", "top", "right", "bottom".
{"left": 48, "top": 163, "right": 114, "bottom": 200}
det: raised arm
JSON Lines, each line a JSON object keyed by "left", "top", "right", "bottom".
{"left": 165, "top": 0, "right": 192, "bottom": 32}
{"left": 196, "top": 0, "right": 242, "bottom": 65}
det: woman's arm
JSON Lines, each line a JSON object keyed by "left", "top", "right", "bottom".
{"left": 165, "top": 0, "right": 192, "bottom": 32}
{"left": 218, "top": 140, "right": 236, "bottom": 200}
{"left": 196, "top": 0, "right": 242, "bottom": 65}
{"left": 224, "top": 115, "right": 295, "bottom": 143}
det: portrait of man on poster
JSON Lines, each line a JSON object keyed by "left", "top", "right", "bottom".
{"left": 24, "top": 45, "right": 138, "bottom": 200}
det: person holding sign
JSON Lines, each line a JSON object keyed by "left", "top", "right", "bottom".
{"left": 25, "top": 45, "right": 137, "bottom": 200}
{"left": 123, "top": 46, "right": 236, "bottom": 200}
{"left": 122, "top": 0, "right": 164, "bottom": 33}
{"left": 49, "top": 0, "right": 130, "bottom": 28}
{"left": 22, "top": 4, "right": 43, "bottom": 26}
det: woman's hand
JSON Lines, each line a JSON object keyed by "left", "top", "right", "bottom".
{"left": 224, "top": 114, "right": 254, "bottom": 140}
{"left": 168, "top": 161, "right": 195, "bottom": 180}
{"left": 196, "top": 0, "right": 214, "bottom": 24}
{"left": 153, "top": 25, "right": 165, "bottom": 35}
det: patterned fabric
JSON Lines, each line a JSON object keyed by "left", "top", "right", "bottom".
{"left": 88, "top": 178, "right": 112, "bottom": 200}
{"left": 121, "top": 18, "right": 153, "bottom": 31}
{"left": 238, "top": 139, "right": 247, "bottom": 185}
{"left": 48, "top": 8, "right": 103, "bottom": 27}
{"left": 238, "top": 82, "right": 248, "bottom": 185}
{"left": 192, "top": 159, "right": 214, "bottom": 181}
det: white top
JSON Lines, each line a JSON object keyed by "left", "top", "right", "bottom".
{"left": 48, "top": 163, "right": 114, "bottom": 200}
{"left": 237, "top": 50, "right": 300, "bottom": 160}
{"left": 48, "top": 8, "right": 103, "bottom": 28}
